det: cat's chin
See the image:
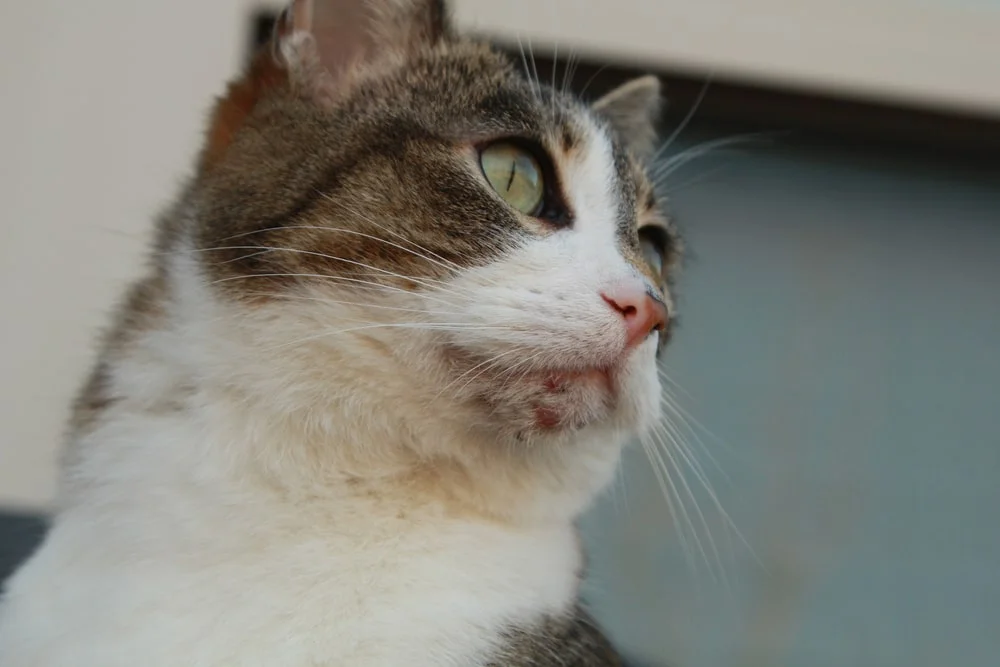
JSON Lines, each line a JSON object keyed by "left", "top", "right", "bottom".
{"left": 525, "top": 367, "right": 615, "bottom": 431}
{"left": 460, "top": 357, "right": 642, "bottom": 438}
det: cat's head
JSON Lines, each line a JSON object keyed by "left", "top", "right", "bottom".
{"left": 177, "top": 0, "right": 679, "bottom": 517}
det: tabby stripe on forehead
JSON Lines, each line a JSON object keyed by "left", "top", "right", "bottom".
{"left": 202, "top": 119, "right": 437, "bottom": 242}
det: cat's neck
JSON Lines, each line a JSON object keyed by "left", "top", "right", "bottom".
{"left": 67, "top": 261, "right": 625, "bottom": 527}
{"left": 194, "top": 373, "right": 622, "bottom": 527}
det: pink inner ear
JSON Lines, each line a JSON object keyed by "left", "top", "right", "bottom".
{"left": 289, "top": 0, "right": 448, "bottom": 78}
{"left": 289, "top": 0, "right": 314, "bottom": 31}
{"left": 201, "top": 0, "right": 446, "bottom": 171}
{"left": 306, "top": 0, "right": 379, "bottom": 75}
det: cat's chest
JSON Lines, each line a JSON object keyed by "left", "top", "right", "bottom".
{"left": 84, "top": 502, "right": 583, "bottom": 666}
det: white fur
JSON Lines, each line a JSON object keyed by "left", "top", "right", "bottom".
{"left": 0, "top": 115, "right": 661, "bottom": 665}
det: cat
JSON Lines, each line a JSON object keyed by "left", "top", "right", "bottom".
{"left": 0, "top": 0, "right": 680, "bottom": 664}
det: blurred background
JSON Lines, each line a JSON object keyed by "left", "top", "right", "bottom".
{"left": 1, "top": 1, "right": 998, "bottom": 665}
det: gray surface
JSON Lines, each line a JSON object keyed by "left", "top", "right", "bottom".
{"left": 0, "top": 512, "right": 45, "bottom": 588}
{"left": 581, "top": 135, "right": 1000, "bottom": 666}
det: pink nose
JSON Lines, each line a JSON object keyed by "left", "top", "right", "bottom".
{"left": 602, "top": 284, "right": 669, "bottom": 349}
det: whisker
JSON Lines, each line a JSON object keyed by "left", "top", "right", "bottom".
{"left": 651, "top": 423, "right": 729, "bottom": 588}
{"left": 647, "top": 429, "right": 717, "bottom": 582}
{"left": 197, "top": 243, "right": 463, "bottom": 297}
{"left": 656, "top": 364, "right": 696, "bottom": 400}
{"left": 618, "top": 429, "right": 631, "bottom": 516}
{"left": 314, "top": 202, "right": 521, "bottom": 296}
{"left": 658, "top": 411, "right": 721, "bottom": 490}
{"left": 578, "top": 64, "right": 610, "bottom": 100}
{"left": 496, "top": 349, "right": 548, "bottom": 388}
{"left": 263, "top": 322, "right": 515, "bottom": 354}
{"left": 652, "top": 73, "right": 715, "bottom": 164}
{"left": 551, "top": 41, "right": 558, "bottom": 120}
{"left": 527, "top": 39, "right": 542, "bottom": 101}
{"left": 655, "top": 403, "right": 761, "bottom": 569}
{"left": 236, "top": 291, "right": 462, "bottom": 318}
{"left": 561, "top": 51, "right": 579, "bottom": 98}
{"left": 480, "top": 351, "right": 550, "bottom": 423}
{"left": 434, "top": 347, "right": 528, "bottom": 400}
{"left": 465, "top": 348, "right": 542, "bottom": 397}
{"left": 654, "top": 138, "right": 735, "bottom": 180}
{"left": 224, "top": 220, "right": 463, "bottom": 276}
{"left": 208, "top": 272, "right": 459, "bottom": 308}
{"left": 516, "top": 35, "right": 541, "bottom": 101}
{"left": 658, "top": 392, "right": 727, "bottom": 478}
{"left": 324, "top": 201, "right": 467, "bottom": 272}
{"left": 658, "top": 166, "right": 732, "bottom": 196}
{"left": 658, "top": 385, "right": 733, "bottom": 464}
{"left": 653, "top": 133, "right": 774, "bottom": 185}
{"left": 640, "top": 436, "right": 698, "bottom": 574}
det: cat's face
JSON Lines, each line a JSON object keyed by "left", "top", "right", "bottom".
{"left": 189, "top": 0, "right": 678, "bottom": 453}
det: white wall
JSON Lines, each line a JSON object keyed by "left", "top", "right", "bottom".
{"left": 455, "top": 0, "right": 1000, "bottom": 116}
{"left": 0, "top": 0, "right": 262, "bottom": 509}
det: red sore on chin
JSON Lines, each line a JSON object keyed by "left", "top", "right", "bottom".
{"left": 533, "top": 406, "right": 562, "bottom": 430}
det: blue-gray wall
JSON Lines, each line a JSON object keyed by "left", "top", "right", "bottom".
{"left": 583, "top": 135, "right": 1000, "bottom": 666}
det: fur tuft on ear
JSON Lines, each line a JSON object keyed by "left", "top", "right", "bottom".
{"left": 200, "top": 0, "right": 450, "bottom": 171}
{"left": 593, "top": 75, "right": 662, "bottom": 160}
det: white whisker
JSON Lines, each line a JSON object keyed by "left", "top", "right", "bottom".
{"left": 653, "top": 386, "right": 762, "bottom": 570}
{"left": 577, "top": 64, "right": 610, "bottom": 100}
{"left": 639, "top": 437, "right": 697, "bottom": 574}
{"left": 207, "top": 272, "right": 458, "bottom": 308}
{"left": 560, "top": 52, "right": 579, "bottom": 97}
{"left": 264, "top": 322, "right": 515, "bottom": 354}
{"left": 651, "top": 423, "right": 728, "bottom": 588}
{"left": 646, "top": 430, "right": 717, "bottom": 582}
{"left": 658, "top": 392, "right": 727, "bottom": 478}
{"left": 226, "top": 219, "right": 463, "bottom": 276}
{"left": 652, "top": 74, "right": 714, "bottom": 164}
{"left": 198, "top": 243, "right": 464, "bottom": 297}
{"left": 325, "top": 200, "right": 468, "bottom": 272}
{"left": 516, "top": 36, "right": 540, "bottom": 101}
{"left": 435, "top": 347, "right": 528, "bottom": 400}
{"left": 653, "top": 131, "right": 786, "bottom": 187}
{"left": 237, "top": 291, "right": 461, "bottom": 318}
{"left": 527, "top": 39, "right": 541, "bottom": 102}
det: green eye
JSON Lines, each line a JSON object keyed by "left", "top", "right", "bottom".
{"left": 480, "top": 142, "right": 544, "bottom": 216}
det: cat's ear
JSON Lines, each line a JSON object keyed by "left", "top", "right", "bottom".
{"left": 593, "top": 75, "right": 662, "bottom": 160}
{"left": 274, "top": 0, "right": 450, "bottom": 85}
{"left": 201, "top": 0, "right": 450, "bottom": 170}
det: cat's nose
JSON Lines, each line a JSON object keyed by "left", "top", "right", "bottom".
{"left": 601, "top": 284, "right": 669, "bottom": 349}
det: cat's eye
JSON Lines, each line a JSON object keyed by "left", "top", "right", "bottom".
{"left": 638, "top": 226, "right": 667, "bottom": 275}
{"left": 480, "top": 142, "right": 545, "bottom": 216}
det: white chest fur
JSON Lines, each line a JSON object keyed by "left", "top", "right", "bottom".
{"left": 0, "top": 412, "right": 582, "bottom": 667}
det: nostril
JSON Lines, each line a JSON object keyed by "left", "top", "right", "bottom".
{"left": 601, "top": 286, "right": 669, "bottom": 349}
{"left": 601, "top": 294, "right": 634, "bottom": 318}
